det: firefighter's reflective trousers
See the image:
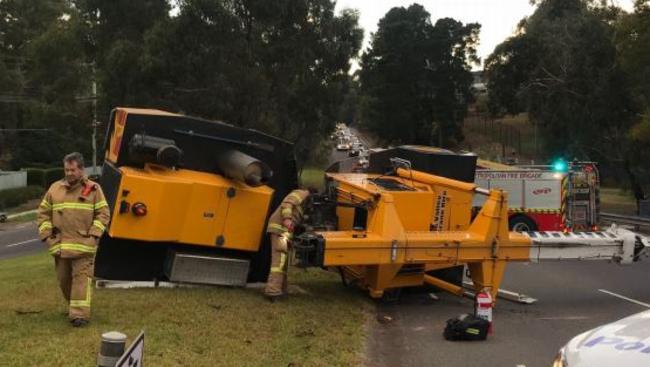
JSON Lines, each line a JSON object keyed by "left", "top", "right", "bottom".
{"left": 265, "top": 233, "right": 290, "bottom": 297}
{"left": 54, "top": 256, "right": 94, "bottom": 320}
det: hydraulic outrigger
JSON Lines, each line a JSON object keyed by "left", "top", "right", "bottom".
{"left": 293, "top": 160, "right": 649, "bottom": 301}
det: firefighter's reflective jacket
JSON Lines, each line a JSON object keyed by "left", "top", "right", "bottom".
{"left": 37, "top": 177, "right": 111, "bottom": 258}
{"left": 266, "top": 189, "right": 309, "bottom": 235}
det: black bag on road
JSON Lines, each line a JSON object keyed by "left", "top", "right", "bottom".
{"left": 443, "top": 313, "right": 489, "bottom": 341}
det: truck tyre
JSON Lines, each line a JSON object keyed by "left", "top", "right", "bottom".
{"left": 509, "top": 215, "right": 537, "bottom": 232}
{"left": 0, "top": 215, "right": 6, "bottom": 223}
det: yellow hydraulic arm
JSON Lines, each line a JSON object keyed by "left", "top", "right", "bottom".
{"left": 294, "top": 168, "right": 646, "bottom": 301}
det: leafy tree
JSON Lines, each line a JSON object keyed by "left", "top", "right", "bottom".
{"left": 0, "top": 0, "right": 64, "bottom": 162}
{"left": 359, "top": 4, "right": 479, "bottom": 147}
{"left": 617, "top": 0, "right": 650, "bottom": 109}
{"left": 73, "top": 0, "right": 171, "bottom": 115}
{"left": 485, "top": 0, "right": 646, "bottom": 202}
{"left": 137, "top": 0, "right": 362, "bottom": 166}
{"left": 0, "top": 0, "right": 93, "bottom": 168}
{"left": 1, "top": 0, "right": 362, "bottom": 169}
{"left": 485, "top": 34, "right": 541, "bottom": 116}
{"left": 617, "top": 0, "right": 650, "bottom": 199}
{"left": 337, "top": 75, "right": 360, "bottom": 126}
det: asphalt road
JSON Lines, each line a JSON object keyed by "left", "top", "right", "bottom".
{"left": 0, "top": 222, "right": 43, "bottom": 260}
{"left": 330, "top": 128, "right": 650, "bottom": 367}
{"left": 329, "top": 127, "right": 371, "bottom": 167}
{"left": 366, "top": 259, "right": 650, "bottom": 367}
{"left": 330, "top": 149, "right": 351, "bottom": 164}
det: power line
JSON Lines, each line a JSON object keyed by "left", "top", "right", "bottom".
{"left": 0, "top": 129, "right": 51, "bottom": 132}
{"left": 0, "top": 95, "right": 98, "bottom": 104}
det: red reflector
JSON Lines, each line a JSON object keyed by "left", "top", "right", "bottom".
{"left": 132, "top": 202, "right": 147, "bottom": 216}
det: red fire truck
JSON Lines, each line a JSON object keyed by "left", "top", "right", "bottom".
{"left": 474, "top": 160, "right": 600, "bottom": 232}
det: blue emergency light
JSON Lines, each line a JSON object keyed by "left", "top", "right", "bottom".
{"left": 552, "top": 158, "right": 568, "bottom": 173}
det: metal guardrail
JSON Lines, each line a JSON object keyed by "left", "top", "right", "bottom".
{"left": 600, "top": 212, "right": 650, "bottom": 231}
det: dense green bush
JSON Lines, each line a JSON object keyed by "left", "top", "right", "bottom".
{"left": 44, "top": 168, "right": 64, "bottom": 187}
{"left": 24, "top": 168, "right": 45, "bottom": 188}
{"left": 0, "top": 186, "right": 45, "bottom": 209}
{"left": 22, "top": 167, "right": 64, "bottom": 189}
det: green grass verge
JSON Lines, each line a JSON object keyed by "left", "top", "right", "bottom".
{"left": 463, "top": 112, "right": 545, "bottom": 163}
{"left": 0, "top": 253, "right": 369, "bottom": 366}
{"left": 300, "top": 168, "right": 326, "bottom": 191}
{"left": 600, "top": 187, "right": 637, "bottom": 215}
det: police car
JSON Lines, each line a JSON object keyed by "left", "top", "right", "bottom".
{"left": 552, "top": 309, "right": 650, "bottom": 366}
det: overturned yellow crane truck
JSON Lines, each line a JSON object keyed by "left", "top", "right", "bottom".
{"left": 293, "top": 150, "right": 649, "bottom": 301}
{"left": 95, "top": 109, "right": 649, "bottom": 302}
{"left": 95, "top": 108, "right": 298, "bottom": 283}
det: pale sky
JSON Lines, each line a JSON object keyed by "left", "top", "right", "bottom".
{"left": 335, "top": 0, "right": 635, "bottom": 70}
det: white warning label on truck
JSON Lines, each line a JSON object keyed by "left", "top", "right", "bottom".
{"left": 432, "top": 190, "right": 448, "bottom": 231}
{"left": 475, "top": 170, "right": 559, "bottom": 180}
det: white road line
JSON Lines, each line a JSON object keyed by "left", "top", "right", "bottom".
{"left": 6, "top": 238, "right": 39, "bottom": 248}
{"left": 598, "top": 289, "right": 650, "bottom": 308}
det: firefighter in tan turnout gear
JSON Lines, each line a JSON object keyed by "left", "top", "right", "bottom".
{"left": 37, "top": 152, "right": 110, "bottom": 327}
{"left": 265, "top": 189, "right": 311, "bottom": 301}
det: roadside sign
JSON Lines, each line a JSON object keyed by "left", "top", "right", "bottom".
{"left": 116, "top": 330, "right": 144, "bottom": 367}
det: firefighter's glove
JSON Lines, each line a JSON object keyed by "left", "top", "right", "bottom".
{"left": 46, "top": 234, "right": 60, "bottom": 245}
{"left": 46, "top": 234, "right": 61, "bottom": 255}
{"left": 282, "top": 218, "right": 294, "bottom": 233}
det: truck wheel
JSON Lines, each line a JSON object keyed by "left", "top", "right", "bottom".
{"left": 0, "top": 215, "right": 6, "bottom": 223}
{"left": 509, "top": 215, "right": 537, "bottom": 232}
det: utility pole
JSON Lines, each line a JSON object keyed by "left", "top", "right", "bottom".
{"left": 534, "top": 121, "right": 538, "bottom": 159}
{"left": 92, "top": 64, "right": 98, "bottom": 175}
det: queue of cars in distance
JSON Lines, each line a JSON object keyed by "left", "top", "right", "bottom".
{"left": 336, "top": 139, "right": 350, "bottom": 151}
{"left": 331, "top": 123, "right": 369, "bottom": 168}
{"left": 552, "top": 309, "right": 650, "bottom": 367}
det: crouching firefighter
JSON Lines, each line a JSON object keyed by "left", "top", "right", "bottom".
{"left": 264, "top": 188, "right": 312, "bottom": 301}
{"left": 37, "top": 152, "right": 110, "bottom": 327}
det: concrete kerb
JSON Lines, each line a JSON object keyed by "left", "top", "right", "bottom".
{"left": 7, "top": 209, "right": 38, "bottom": 220}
